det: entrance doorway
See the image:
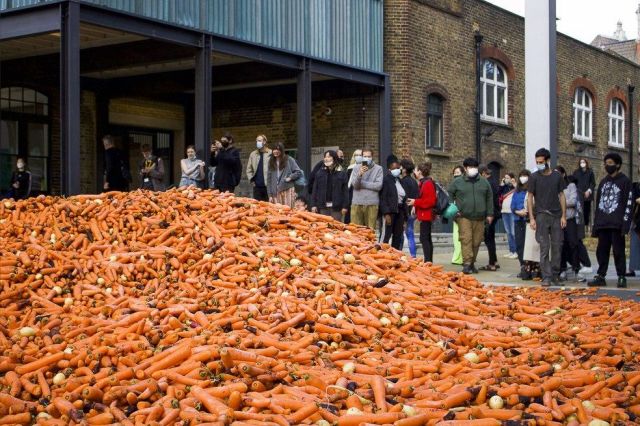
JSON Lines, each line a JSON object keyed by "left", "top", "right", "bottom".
{"left": 110, "top": 127, "right": 174, "bottom": 190}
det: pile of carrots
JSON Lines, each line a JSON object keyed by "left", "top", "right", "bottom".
{"left": 0, "top": 188, "right": 639, "bottom": 426}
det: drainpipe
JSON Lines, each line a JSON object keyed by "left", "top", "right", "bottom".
{"left": 629, "top": 85, "right": 635, "bottom": 179}
{"left": 475, "top": 32, "right": 484, "bottom": 162}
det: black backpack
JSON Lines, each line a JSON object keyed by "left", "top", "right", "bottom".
{"left": 428, "top": 178, "right": 451, "bottom": 216}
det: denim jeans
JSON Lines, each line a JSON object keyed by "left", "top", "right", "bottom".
{"left": 502, "top": 213, "right": 517, "bottom": 253}
{"left": 405, "top": 215, "right": 417, "bottom": 258}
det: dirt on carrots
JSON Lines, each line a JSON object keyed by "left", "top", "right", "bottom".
{"left": 0, "top": 188, "right": 639, "bottom": 425}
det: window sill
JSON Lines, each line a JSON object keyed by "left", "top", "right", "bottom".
{"left": 607, "top": 144, "right": 626, "bottom": 151}
{"left": 425, "top": 149, "right": 451, "bottom": 158}
{"left": 572, "top": 137, "right": 593, "bottom": 144}
{"left": 481, "top": 119, "right": 512, "bottom": 130}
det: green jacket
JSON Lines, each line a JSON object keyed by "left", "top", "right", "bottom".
{"left": 447, "top": 175, "right": 493, "bottom": 220}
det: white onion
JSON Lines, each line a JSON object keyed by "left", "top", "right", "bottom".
{"left": 367, "top": 274, "right": 379, "bottom": 282}
{"left": 343, "top": 253, "right": 356, "bottom": 264}
{"left": 518, "top": 326, "right": 532, "bottom": 337}
{"left": 256, "top": 251, "right": 265, "bottom": 259}
{"left": 37, "top": 412, "right": 52, "bottom": 420}
{"left": 288, "top": 230, "right": 297, "bottom": 237}
{"left": 203, "top": 253, "right": 213, "bottom": 260}
{"left": 63, "top": 297, "right": 74, "bottom": 307}
{"left": 52, "top": 372, "right": 66, "bottom": 385}
{"left": 289, "top": 258, "right": 302, "bottom": 267}
{"left": 35, "top": 273, "right": 43, "bottom": 280}
{"left": 19, "top": 327, "right": 37, "bottom": 337}
{"left": 270, "top": 257, "right": 280, "bottom": 264}
{"left": 553, "top": 363, "right": 562, "bottom": 372}
{"left": 53, "top": 286, "right": 62, "bottom": 295}
{"left": 402, "top": 405, "right": 417, "bottom": 416}
{"left": 588, "top": 420, "right": 609, "bottom": 426}
{"left": 336, "top": 313, "right": 346, "bottom": 320}
{"left": 97, "top": 277, "right": 106, "bottom": 285}
{"left": 582, "top": 400, "right": 596, "bottom": 411}
{"left": 315, "top": 289, "right": 325, "bottom": 297}
{"left": 488, "top": 395, "right": 504, "bottom": 409}
{"left": 316, "top": 420, "right": 331, "bottom": 426}
{"left": 400, "top": 316, "right": 410, "bottom": 325}
{"left": 463, "top": 352, "right": 480, "bottom": 363}
{"left": 346, "top": 407, "right": 362, "bottom": 415}
{"left": 379, "top": 317, "right": 391, "bottom": 327}
{"left": 324, "top": 233, "right": 334, "bottom": 240}
{"left": 342, "top": 362, "right": 356, "bottom": 374}
{"left": 105, "top": 288, "right": 112, "bottom": 295}
{"left": 392, "top": 302, "right": 403, "bottom": 311}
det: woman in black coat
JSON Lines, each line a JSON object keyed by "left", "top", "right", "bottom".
{"left": 380, "top": 159, "right": 406, "bottom": 250}
{"left": 572, "top": 158, "right": 596, "bottom": 228}
{"left": 310, "top": 150, "right": 349, "bottom": 221}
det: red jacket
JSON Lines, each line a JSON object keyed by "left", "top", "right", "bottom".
{"left": 414, "top": 178, "right": 437, "bottom": 222}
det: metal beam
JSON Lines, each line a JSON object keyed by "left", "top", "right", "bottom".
{"left": 310, "top": 60, "right": 385, "bottom": 88}
{"left": 0, "top": 4, "right": 60, "bottom": 40}
{"left": 378, "top": 75, "right": 391, "bottom": 165}
{"left": 79, "top": 3, "right": 201, "bottom": 47}
{"left": 212, "top": 36, "right": 302, "bottom": 70}
{"left": 629, "top": 85, "right": 635, "bottom": 180}
{"left": 60, "top": 1, "right": 81, "bottom": 195}
{"left": 195, "top": 34, "right": 212, "bottom": 186}
{"left": 296, "top": 58, "right": 312, "bottom": 176}
{"left": 474, "top": 33, "right": 483, "bottom": 162}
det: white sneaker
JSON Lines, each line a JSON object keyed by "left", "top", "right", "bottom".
{"left": 510, "top": 252, "right": 518, "bottom": 259}
{"left": 579, "top": 266, "right": 593, "bottom": 274}
{"left": 503, "top": 252, "right": 513, "bottom": 258}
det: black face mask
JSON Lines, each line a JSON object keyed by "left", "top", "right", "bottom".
{"left": 605, "top": 164, "right": 618, "bottom": 175}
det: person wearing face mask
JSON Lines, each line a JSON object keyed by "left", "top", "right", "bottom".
{"left": 344, "top": 149, "right": 363, "bottom": 224}
{"left": 450, "top": 166, "right": 465, "bottom": 265}
{"left": 246, "top": 134, "right": 272, "bottom": 201}
{"left": 348, "top": 148, "right": 384, "bottom": 230}
{"left": 337, "top": 149, "right": 345, "bottom": 166}
{"left": 499, "top": 173, "right": 518, "bottom": 259}
{"left": 527, "top": 148, "right": 566, "bottom": 287}
{"left": 310, "top": 150, "right": 349, "bottom": 221}
{"left": 511, "top": 170, "right": 531, "bottom": 277}
{"left": 478, "top": 165, "right": 501, "bottom": 272}
{"left": 380, "top": 160, "right": 406, "bottom": 250}
{"left": 556, "top": 166, "right": 583, "bottom": 282}
{"left": 103, "top": 135, "right": 130, "bottom": 192}
{"left": 589, "top": 153, "right": 632, "bottom": 288}
{"left": 138, "top": 144, "right": 165, "bottom": 191}
{"left": 400, "top": 159, "right": 420, "bottom": 258}
{"left": 179, "top": 145, "right": 206, "bottom": 188}
{"left": 407, "top": 162, "right": 436, "bottom": 262}
{"left": 8, "top": 158, "right": 32, "bottom": 200}
{"left": 573, "top": 158, "right": 596, "bottom": 232}
{"left": 447, "top": 158, "right": 494, "bottom": 275}
{"left": 210, "top": 133, "right": 242, "bottom": 193}
{"left": 266, "top": 142, "right": 303, "bottom": 208}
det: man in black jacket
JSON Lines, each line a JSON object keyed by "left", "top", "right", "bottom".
{"left": 102, "top": 135, "right": 129, "bottom": 192}
{"left": 589, "top": 153, "right": 633, "bottom": 288}
{"left": 380, "top": 159, "right": 406, "bottom": 250}
{"left": 210, "top": 133, "right": 242, "bottom": 193}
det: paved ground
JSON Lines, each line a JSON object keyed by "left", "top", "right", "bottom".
{"left": 402, "top": 237, "right": 640, "bottom": 302}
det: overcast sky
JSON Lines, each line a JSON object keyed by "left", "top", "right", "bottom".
{"left": 486, "top": 0, "right": 639, "bottom": 44}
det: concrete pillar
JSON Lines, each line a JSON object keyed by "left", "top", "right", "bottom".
{"left": 525, "top": 0, "right": 557, "bottom": 169}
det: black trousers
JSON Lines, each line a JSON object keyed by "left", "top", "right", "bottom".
{"left": 583, "top": 199, "right": 592, "bottom": 228}
{"left": 420, "top": 220, "right": 433, "bottom": 262}
{"left": 595, "top": 228, "right": 626, "bottom": 278}
{"left": 383, "top": 206, "right": 406, "bottom": 250}
{"left": 514, "top": 220, "right": 527, "bottom": 266}
{"left": 561, "top": 218, "right": 579, "bottom": 272}
{"left": 484, "top": 219, "right": 497, "bottom": 265}
{"left": 252, "top": 185, "right": 269, "bottom": 201}
{"left": 577, "top": 240, "right": 592, "bottom": 267}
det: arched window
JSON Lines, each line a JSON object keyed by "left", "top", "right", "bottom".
{"left": 480, "top": 59, "right": 508, "bottom": 124}
{"left": 572, "top": 88, "right": 593, "bottom": 142}
{"left": 426, "top": 94, "right": 444, "bottom": 150}
{"left": 608, "top": 98, "right": 625, "bottom": 148}
{"left": 0, "top": 87, "right": 50, "bottom": 194}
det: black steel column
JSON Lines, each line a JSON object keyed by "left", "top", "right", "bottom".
{"left": 60, "top": 2, "right": 81, "bottom": 195}
{"left": 195, "top": 34, "right": 212, "bottom": 186}
{"left": 297, "top": 58, "right": 312, "bottom": 175}
{"left": 629, "top": 85, "right": 635, "bottom": 179}
{"left": 379, "top": 75, "right": 391, "bottom": 165}
{"left": 95, "top": 90, "right": 109, "bottom": 193}
{"left": 474, "top": 32, "right": 483, "bottom": 162}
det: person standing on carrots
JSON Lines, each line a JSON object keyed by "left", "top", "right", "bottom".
{"left": 348, "top": 148, "right": 384, "bottom": 230}
{"left": 447, "top": 158, "right": 494, "bottom": 275}
{"left": 246, "top": 134, "right": 272, "bottom": 201}
{"left": 527, "top": 148, "right": 566, "bottom": 287}
{"left": 588, "top": 153, "right": 633, "bottom": 288}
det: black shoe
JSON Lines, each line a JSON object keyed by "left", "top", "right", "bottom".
{"left": 541, "top": 279, "right": 552, "bottom": 287}
{"left": 588, "top": 275, "right": 607, "bottom": 287}
{"left": 471, "top": 264, "right": 479, "bottom": 274}
{"left": 462, "top": 264, "right": 473, "bottom": 275}
{"left": 551, "top": 276, "right": 560, "bottom": 286}
{"left": 625, "top": 270, "right": 636, "bottom": 277}
{"left": 617, "top": 276, "right": 627, "bottom": 288}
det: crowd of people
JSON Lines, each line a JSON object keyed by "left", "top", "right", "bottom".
{"left": 6, "top": 133, "right": 640, "bottom": 288}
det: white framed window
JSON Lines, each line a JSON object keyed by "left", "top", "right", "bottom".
{"left": 426, "top": 94, "right": 444, "bottom": 150}
{"left": 480, "top": 59, "right": 508, "bottom": 124}
{"left": 608, "top": 98, "right": 625, "bottom": 148}
{"left": 572, "top": 88, "right": 592, "bottom": 142}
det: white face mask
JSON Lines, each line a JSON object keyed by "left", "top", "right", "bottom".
{"left": 580, "top": 162, "right": 587, "bottom": 169}
{"left": 519, "top": 176, "right": 528, "bottom": 184}
{"left": 391, "top": 169, "right": 401, "bottom": 178}
{"left": 17, "top": 162, "right": 25, "bottom": 169}
{"left": 355, "top": 155, "right": 363, "bottom": 164}
{"left": 467, "top": 168, "right": 478, "bottom": 178}
{"left": 256, "top": 142, "right": 264, "bottom": 149}
{"left": 187, "top": 153, "right": 196, "bottom": 160}
{"left": 536, "top": 163, "right": 546, "bottom": 172}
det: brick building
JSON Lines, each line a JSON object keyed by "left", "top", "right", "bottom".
{"left": 385, "top": 0, "right": 640, "bottom": 185}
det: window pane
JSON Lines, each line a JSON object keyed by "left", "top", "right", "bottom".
{"left": 485, "top": 61, "right": 494, "bottom": 80}
{"left": 27, "top": 157, "right": 47, "bottom": 192}
{"left": 486, "top": 84, "right": 495, "bottom": 117}
{"left": 612, "top": 119, "right": 617, "bottom": 143}
{"left": 9, "top": 87, "right": 22, "bottom": 100}
{"left": 0, "top": 88, "right": 8, "bottom": 98}
{"left": 497, "top": 87, "right": 505, "bottom": 119}
{"left": 23, "top": 89, "right": 36, "bottom": 103}
{"left": 0, "top": 98, "right": 8, "bottom": 111}
{"left": 9, "top": 100, "right": 22, "bottom": 112}
{"left": 0, "top": 155, "right": 17, "bottom": 193}
{"left": 428, "top": 115, "right": 443, "bottom": 149}
{"left": 22, "top": 103, "right": 37, "bottom": 114}
{"left": 0, "top": 120, "right": 19, "bottom": 155}
{"left": 585, "top": 112, "right": 590, "bottom": 138}
{"left": 577, "top": 111, "right": 583, "bottom": 137}
{"left": 36, "top": 92, "right": 47, "bottom": 104}
{"left": 28, "top": 123, "right": 48, "bottom": 156}
{"left": 427, "top": 95, "right": 443, "bottom": 114}
{"left": 619, "top": 120, "right": 624, "bottom": 144}
{"left": 585, "top": 93, "right": 591, "bottom": 108}
{"left": 496, "top": 66, "right": 505, "bottom": 83}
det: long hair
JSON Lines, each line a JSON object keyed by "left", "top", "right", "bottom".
{"left": 268, "top": 142, "right": 288, "bottom": 171}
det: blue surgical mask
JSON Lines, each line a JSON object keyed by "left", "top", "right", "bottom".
{"left": 256, "top": 142, "right": 264, "bottom": 149}
{"left": 536, "top": 163, "right": 546, "bottom": 172}
{"left": 363, "top": 157, "right": 373, "bottom": 166}
{"left": 355, "top": 155, "right": 364, "bottom": 164}
{"left": 391, "top": 169, "right": 401, "bottom": 178}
